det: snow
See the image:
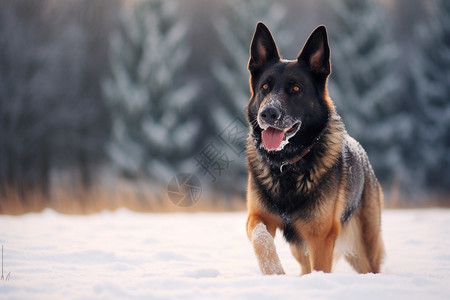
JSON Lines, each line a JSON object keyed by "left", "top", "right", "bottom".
{"left": 1, "top": 209, "right": 450, "bottom": 299}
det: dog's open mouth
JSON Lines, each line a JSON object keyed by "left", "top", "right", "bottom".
{"left": 261, "top": 122, "right": 300, "bottom": 151}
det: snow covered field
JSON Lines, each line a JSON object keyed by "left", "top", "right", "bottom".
{"left": 1, "top": 209, "right": 450, "bottom": 299}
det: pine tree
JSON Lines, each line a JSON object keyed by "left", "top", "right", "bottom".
{"left": 211, "top": 0, "right": 288, "bottom": 192}
{"left": 103, "top": 0, "right": 200, "bottom": 183}
{"left": 327, "top": 0, "right": 402, "bottom": 183}
{"left": 212, "top": 0, "right": 288, "bottom": 131}
{"left": 404, "top": 0, "right": 450, "bottom": 194}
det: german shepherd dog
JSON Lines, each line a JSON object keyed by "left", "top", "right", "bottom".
{"left": 245, "top": 23, "right": 385, "bottom": 275}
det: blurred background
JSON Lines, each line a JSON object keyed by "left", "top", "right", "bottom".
{"left": 0, "top": 0, "right": 449, "bottom": 214}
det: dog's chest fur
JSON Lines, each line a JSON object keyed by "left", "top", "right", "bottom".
{"left": 247, "top": 124, "right": 366, "bottom": 243}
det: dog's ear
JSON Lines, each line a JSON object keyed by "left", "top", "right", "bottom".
{"left": 298, "top": 25, "right": 330, "bottom": 81}
{"left": 248, "top": 22, "right": 280, "bottom": 75}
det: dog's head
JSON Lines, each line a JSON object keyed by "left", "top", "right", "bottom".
{"left": 247, "top": 23, "right": 332, "bottom": 164}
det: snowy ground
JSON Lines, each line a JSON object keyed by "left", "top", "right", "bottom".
{"left": 1, "top": 209, "right": 450, "bottom": 299}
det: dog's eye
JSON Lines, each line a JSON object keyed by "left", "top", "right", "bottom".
{"left": 291, "top": 85, "right": 301, "bottom": 93}
{"left": 262, "top": 83, "right": 270, "bottom": 91}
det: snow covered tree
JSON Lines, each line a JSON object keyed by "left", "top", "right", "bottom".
{"left": 327, "top": 0, "right": 402, "bottom": 183}
{"left": 212, "top": 0, "right": 288, "bottom": 132}
{"left": 103, "top": 0, "right": 200, "bottom": 183}
{"left": 0, "top": 0, "right": 51, "bottom": 196}
{"left": 403, "top": 0, "right": 450, "bottom": 194}
{"left": 211, "top": 0, "right": 289, "bottom": 192}
{"left": 0, "top": 0, "right": 118, "bottom": 198}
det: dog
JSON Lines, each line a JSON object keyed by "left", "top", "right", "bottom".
{"left": 245, "top": 23, "right": 385, "bottom": 275}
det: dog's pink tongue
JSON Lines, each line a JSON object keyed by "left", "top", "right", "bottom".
{"left": 262, "top": 127, "right": 284, "bottom": 150}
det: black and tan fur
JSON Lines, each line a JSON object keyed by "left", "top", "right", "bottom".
{"left": 245, "top": 23, "right": 385, "bottom": 275}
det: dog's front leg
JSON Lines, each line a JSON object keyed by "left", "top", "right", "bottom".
{"left": 304, "top": 222, "right": 340, "bottom": 273}
{"left": 247, "top": 217, "right": 285, "bottom": 275}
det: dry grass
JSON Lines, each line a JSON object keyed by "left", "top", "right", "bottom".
{"left": 0, "top": 179, "right": 246, "bottom": 215}
{"left": 384, "top": 192, "right": 450, "bottom": 209}
{"left": 0, "top": 185, "right": 48, "bottom": 215}
{"left": 1, "top": 176, "right": 449, "bottom": 215}
{"left": 383, "top": 176, "right": 450, "bottom": 209}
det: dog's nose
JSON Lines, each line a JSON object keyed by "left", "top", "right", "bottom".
{"left": 260, "top": 106, "right": 281, "bottom": 125}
